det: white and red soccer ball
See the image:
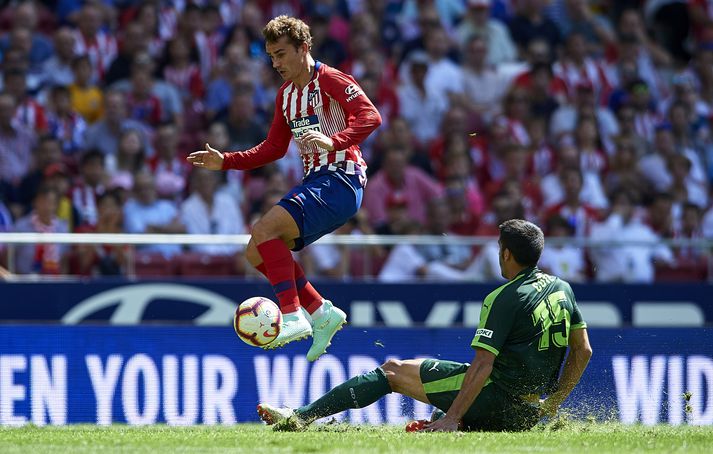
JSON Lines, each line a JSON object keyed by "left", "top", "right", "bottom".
{"left": 234, "top": 296, "right": 281, "bottom": 346}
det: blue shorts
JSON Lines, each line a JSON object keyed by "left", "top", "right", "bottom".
{"left": 277, "top": 170, "right": 364, "bottom": 251}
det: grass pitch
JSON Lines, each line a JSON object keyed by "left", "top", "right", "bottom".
{"left": 1, "top": 420, "right": 711, "bottom": 454}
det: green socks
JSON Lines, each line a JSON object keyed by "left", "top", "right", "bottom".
{"left": 295, "top": 367, "right": 392, "bottom": 422}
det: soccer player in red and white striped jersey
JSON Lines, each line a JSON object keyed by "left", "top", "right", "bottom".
{"left": 187, "top": 16, "right": 382, "bottom": 361}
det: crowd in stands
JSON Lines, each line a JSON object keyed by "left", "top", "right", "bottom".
{"left": 1, "top": 0, "right": 713, "bottom": 283}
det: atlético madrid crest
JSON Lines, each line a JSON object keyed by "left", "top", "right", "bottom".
{"left": 308, "top": 90, "right": 322, "bottom": 108}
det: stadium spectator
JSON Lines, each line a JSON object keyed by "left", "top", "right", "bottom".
{"left": 105, "top": 128, "right": 147, "bottom": 191}
{"left": 14, "top": 135, "right": 62, "bottom": 217}
{"left": 484, "top": 144, "right": 541, "bottom": 210}
{"left": 41, "top": 27, "right": 76, "bottom": 88}
{"left": 396, "top": 51, "right": 448, "bottom": 145}
{"left": 646, "top": 192, "right": 676, "bottom": 239}
{"left": 0, "top": 2, "right": 53, "bottom": 72}
{"left": 72, "top": 3, "right": 118, "bottom": 83}
{"left": 69, "top": 55, "right": 103, "bottom": 124}
{"left": 46, "top": 85, "right": 87, "bottom": 157}
{"left": 542, "top": 167, "right": 602, "bottom": 237}
{"left": 309, "top": 13, "right": 346, "bottom": 68}
{"left": 4, "top": 67, "right": 47, "bottom": 133}
{"left": 305, "top": 209, "right": 383, "bottom": 280}
{"left": 589, "top": 190, "right": 674, "bottom": 283}
{"left": 72, "top": 190, "right": 127, "bottom": 276}
{"left": 613, "top": 104, "right": 649, "bottom": 158}
{"left": 180, "top": 167, "right": 246, "bottom": 261}
{"left": 550, "top": 82, "right": 619, "bottom": 153}
{"left": 540, "top": 143, "right": 608, "bottom": 210}
{"left": 112, "top": 52, "right": 184, "bottom": 130}
{"left": 83, "top": 89, "right": 150, "bottom": 157}
{"left": 603, "top": 139, "right": 652, "bottom": 198}
{"left": 125, "top": 67, "right": 163, "bottom": 128}
{"left": 638, "top": 124, "right": 707, "bottom": 194}
{"left": 12, "top": 185, "right": 69, "bottom": 274}
{"left": 364, "top": 146, "right": 443, "bottom": 227}
{"left": 104, "top": 22, "right": 149, "bottom": 87}
{"left": 0, "top": 92, "right": 35, "bottom": 192}
{"left": 459, "top": 34, "right": 511, "bottom": 124}
{"left": 668, "top": 154, "right": 708, "bottom": 210}
{"left": 224, "top": 91, "right": 267, "bottom": 151}
{"left": 147, "top": 122, "right": 189, "bottom": 201}
{"left": 455, "top": 0, "right": 518, "bottom": 66}
{"left": 161, "top": 36, "right": 205, "bottom": 111}
{"left": 71, "top": 149, "right": 106, "bottom": 228}
{"left": 373, "top": 190, "right": 419, "bottom": 238}
{"left": 508, "top": 0, "right": 562, "bottom": 54}
{"left": 123, "top": 172, "right": 184, "bottom": 258}
{"left": 545, "top": 0, "right": 615, "bottom": 52}
{"left": 538, "top": 214, "right": 586, "bottom": 282}
{"left": 674, "top": 202, "right": 705, "bottom": 262}
{"left": 378, "top": 199, "right": 472, "bottom": 282}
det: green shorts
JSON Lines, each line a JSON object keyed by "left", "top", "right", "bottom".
{"left": 420, "top": 359, "right": 540, "bottom": 432}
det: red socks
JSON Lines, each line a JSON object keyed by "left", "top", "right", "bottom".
{"left": 294, "top": 261, "right": 324, "bottom": 314}
{"left": 255, "top": 239, "right": 300, "bottom": 313}
{"left": 253, "top": 249, "right": 324, "bottom": 315}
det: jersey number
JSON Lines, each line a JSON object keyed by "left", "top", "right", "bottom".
{"left": 531, "top": 291, "right": 571, "bottom": 351}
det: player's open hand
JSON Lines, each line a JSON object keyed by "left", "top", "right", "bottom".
{"left": 299, "top": 130, "right": 335, "bottom": 151}
{"left": 187, "top": 143, "right": 224, "bottom": 170}
{"left": 422, "top": 416, "right": 459, "bottom": 432}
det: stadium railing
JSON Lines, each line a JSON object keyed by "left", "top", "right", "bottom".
{"left": 0, "top": 232, "right": 711, "bottom": 282}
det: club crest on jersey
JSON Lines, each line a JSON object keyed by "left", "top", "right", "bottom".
{"left": 308, "top": 90, "right": 322, "bottom": 108}
{"left": 290, "top": 114, "right": 322, "bottom": 139}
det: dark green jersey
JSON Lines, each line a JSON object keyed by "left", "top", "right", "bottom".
{"left": 471, "top": 266, "right": 587, "bottom": 397}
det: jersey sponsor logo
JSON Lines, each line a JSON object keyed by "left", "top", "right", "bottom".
{"left": 476, "top": 328, "right": 493, "bottom": 338}
{"left": 289, "top": 114, "right": 322, "bottom": 139}
{"left": 344, "top": 84, "right": 363, "bottom": 102}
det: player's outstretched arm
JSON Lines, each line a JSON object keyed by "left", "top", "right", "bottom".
{"left": 540, "top": 328, "right": 593, "bottom": 417}
{"left": 424, "top": 348, "right": 495, "bottom": 432}
{"left": 187, "top": 143, "right": 224, "bottom": 170}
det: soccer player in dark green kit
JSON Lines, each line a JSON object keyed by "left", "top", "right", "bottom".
{"left": 257, "top": 219, "right": 593, "bottom": 432}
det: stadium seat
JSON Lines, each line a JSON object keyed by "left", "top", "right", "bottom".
{"left": 654, "top": 259, "right": 708, "bottom": 282}
{"left": 176, "top": 252, "right": 236, "bottom": 277}
{"left": 133, "top": 251, "right": 177, "bottom": 277}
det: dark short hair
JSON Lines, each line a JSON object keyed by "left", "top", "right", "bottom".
{"left": 498, "top": 219, "right": 544, "bottom": 267}
{"left": 80, "top": 149, "right": 105, "bottom": 167}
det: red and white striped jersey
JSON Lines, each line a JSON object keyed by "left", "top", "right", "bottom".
{"left": 222, "top": 62, "right": 382, "bottom": 180}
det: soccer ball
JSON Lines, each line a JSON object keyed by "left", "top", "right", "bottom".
{"left": 234, "top": 296, "right": 282, "bottom": 346}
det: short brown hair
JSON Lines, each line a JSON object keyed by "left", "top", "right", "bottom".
{"left": 262, "top": 15, "right": 312, "bottom": 50}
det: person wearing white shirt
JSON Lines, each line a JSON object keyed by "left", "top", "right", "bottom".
{"left": 180, "top": 168, "right": 246, "bottom": 256}
{"left": 396, "top": 52, "right": 449, "bottom": 144}
{"left": 589, "top": 191, "right": 674, "bottom": 283}
{"left": 455, "top": 0, "right": 518, "bottom": 66}
{"left": 538, "top": 215, "right": 586, "bottom": 282}
{"left": 124, "top": 172, "right": 185, "bottom": 257}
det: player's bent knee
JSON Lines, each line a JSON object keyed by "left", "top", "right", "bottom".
{"left": 380, "top": 359, "right": 403, "bottom": 376}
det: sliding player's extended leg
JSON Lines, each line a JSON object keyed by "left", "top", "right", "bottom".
{"left": 257, "top": 359, "right": 430, "bottom": 429}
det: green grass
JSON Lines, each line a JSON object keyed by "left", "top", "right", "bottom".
{"left": 1, "top": 421, "right": 712, "bottom": 454}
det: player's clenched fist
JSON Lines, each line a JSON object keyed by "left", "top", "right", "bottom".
{"left": 187, "top": 143, "right": 224, "bottom": 170}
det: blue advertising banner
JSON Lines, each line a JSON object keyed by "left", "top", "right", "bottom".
{"left": 0, "top": 326, "right": 711, "bottom": 426}
{"left": 0, "top": 280, "right": 710, "bottom": 327}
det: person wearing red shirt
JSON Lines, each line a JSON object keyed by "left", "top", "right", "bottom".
{"left": 187, "top": 16, "right": 381, "bottom": 361}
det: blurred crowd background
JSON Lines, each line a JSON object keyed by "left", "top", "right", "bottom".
{"left": 1, "top": 0, "right": 713, "bottom": 283}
